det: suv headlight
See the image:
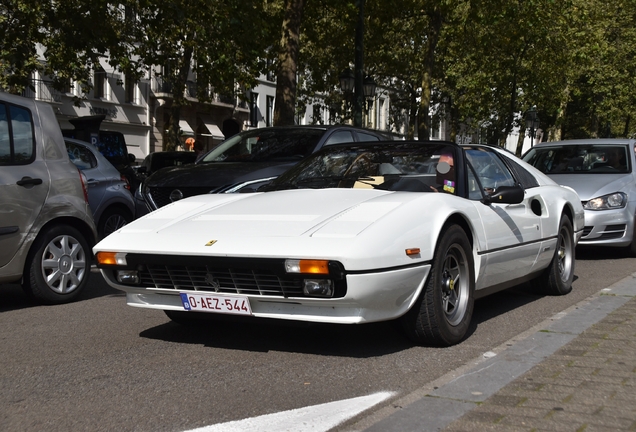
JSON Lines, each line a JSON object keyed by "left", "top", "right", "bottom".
{"left": 584, "top": 192, "right": 627, "bottom": 210}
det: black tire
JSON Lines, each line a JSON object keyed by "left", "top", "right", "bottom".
{"left": 533, "top": 216, "right": 575, "bottom": 295}
{"left": 98, "top": 207, "right": 132, "bottom": 239}
{"left": 401, "top": 225, "right": 475, "bottom": 346}
{"left": 23, "top": 225, "right": 91, "bottom": 304}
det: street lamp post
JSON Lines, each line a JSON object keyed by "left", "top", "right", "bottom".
{"left": 526, "top": 107, "right": 540, "bottom": 147}
{"left": 338, "top": 0, "right": 376, "bottom": 128}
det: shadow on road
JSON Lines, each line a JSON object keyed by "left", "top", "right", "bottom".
{"left": 0, "top": 267, "right": 122, "bottom": 313}
{"left": 138, "top": 281, "right": 551, "bottom": 357}
{"left": 576, "top": 245, "right": 633, "bottom": 260}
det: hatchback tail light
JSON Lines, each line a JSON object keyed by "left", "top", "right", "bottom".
{"left": 77, "top": 168, "right": 89, "bottom": 203}
{"left": 121, "top": 175, "right": 131, "bottom": 190}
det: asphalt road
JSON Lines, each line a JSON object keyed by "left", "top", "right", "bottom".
{"left": 1, "top": 246, "right": 633, "bottom": 432}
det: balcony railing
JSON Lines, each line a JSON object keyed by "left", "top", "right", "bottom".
{"left": 152, "top": 76, "right": 247, "bottom": 108}
{"left": 21, "top": 79, "right": 63, "bottom": 103}
{"left": 152, "top": 76, "right": 173, "bottom": 94}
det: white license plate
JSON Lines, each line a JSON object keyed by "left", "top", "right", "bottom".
{"left": 179, "top": 293, "right": 252, "bottom": 316}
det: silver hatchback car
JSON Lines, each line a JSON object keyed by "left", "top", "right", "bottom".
{"left": 523, "top": 138, "right": 636, "bottom": 254}
{"left": 0, "top": 92, "right": 98, "bottom": 304}
{"left": 65, "top": 138, "right": 135, "bottom": 239}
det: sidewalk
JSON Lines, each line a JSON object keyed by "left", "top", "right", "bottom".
{"left": 359, "top": 274, "right": 636, "bottom": 432}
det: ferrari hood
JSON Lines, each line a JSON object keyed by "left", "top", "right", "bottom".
{"left": 546, "top": 173, "right": 632, "bottom": 200}
{"left": 95, "top": 189, "right": 438, "bottom": 253}
{"left": 115, "top": 189, "right": 407, "bottom": 239}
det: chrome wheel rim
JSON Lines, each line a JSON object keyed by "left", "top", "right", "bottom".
{"left": 557, "top": 225, "right": 573, "bottom": 283}
{"left": 40, "top": 235, "right": 88, "bottom": 294}
{"left": 440, "top": 244, "right": 469, "bottom": 326}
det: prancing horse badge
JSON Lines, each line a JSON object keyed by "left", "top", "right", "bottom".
{"left": 205, "top": 240, "right": 218, "bottom": 246}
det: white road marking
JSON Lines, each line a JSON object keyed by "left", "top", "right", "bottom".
{"left": 183, "top": 391, "right": 394, "bottom": 432}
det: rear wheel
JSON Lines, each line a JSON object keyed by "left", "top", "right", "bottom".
{"left": 23, "top": 225, "right": 91, "bottom": 304}
{"left": 98, "top": 207, "right": 132, "bottom": 239}
{"left": 401, "top": 225, "right": 475, "bottom": 346}
{"left": 532, "top": 215, "right": 575, "bottom": 295}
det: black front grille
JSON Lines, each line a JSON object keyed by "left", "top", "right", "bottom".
{"left": 140, "top": 264, "right": 304, "bottom": 296}
{"left": 123, "top": 254, "right": 347, "bottom": 298}
{"left": 148, "top": 186, "right": 216, "bottom": 208}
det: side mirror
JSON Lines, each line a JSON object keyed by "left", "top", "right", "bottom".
{"left": 483, "top": 184, "right": 524, "bottom": 205}
{"left": 128, "top": 153, "right": 136, "bottom": 164}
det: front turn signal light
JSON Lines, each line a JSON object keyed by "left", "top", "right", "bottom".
{"left": 96, "top": 251, "right": 128, "bottom": 266}
{"left": 285, "top": 259, "right": 330, "bottom": 274}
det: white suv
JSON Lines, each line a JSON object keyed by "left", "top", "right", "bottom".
{"left": 0, "top": 92, "right": 98, "bottom": 304}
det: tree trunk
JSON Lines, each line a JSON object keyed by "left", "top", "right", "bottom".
{"left": 274, "top": 0, "right": 306, "bottom": 126}
{"left": 165, "top": 41, "right": 194, "bottom": 151}
{"left": 515, "top": 124, "right": 526, "bottom": 157}
{"left": 417, "top": 10, "right": 442, "bottom": 141}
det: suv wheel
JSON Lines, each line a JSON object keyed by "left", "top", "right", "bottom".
{"left": 23, "top": 225, "right": 91, "bottom": 304}
{"left": 98, "top": 207, "right": 132, "bottom": 239}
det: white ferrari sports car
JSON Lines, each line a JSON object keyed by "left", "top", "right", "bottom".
{"left": 94, "top": 141, "right": 584, "bottom": 346}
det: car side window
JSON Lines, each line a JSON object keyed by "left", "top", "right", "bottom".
{"left": 66, "top": 142, "right": 97, "bottom": 170}
{"left": 465, "top": 148, "right": 516, "bottom": 196}
{"left": 356, "top": 132, "right": 380, "bottom": 142}
{"left": 0, "top": 104, "right": 9, "bottom": 165}
{"left": 11, "top": 105, "right": 35, "bottom": 164}
{"left": 0, "top": 103, "right": 34, "bottom": 166}
{"left": 325, "top": 131, "right": 354, "bottom": 145}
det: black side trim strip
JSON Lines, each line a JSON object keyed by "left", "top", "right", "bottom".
{"left": 0, "top": 226, "right": 19, "bottom": 236}
{"left": 477, "top": 234, "right": 558, "bottom": 256}
{"left": 345, "top": 260, "right": 432, "bottom": 275}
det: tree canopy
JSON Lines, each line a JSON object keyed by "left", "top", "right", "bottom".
{"left": 3, "top": 0, "right": 636, "bottom": 148}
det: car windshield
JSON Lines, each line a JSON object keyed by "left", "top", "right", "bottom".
{"left": 199, "top": 128, "right": 325, "bottom": 163}
{"left": 264, "top": 142, "right": 458, "bottom": 193}
{"left": 523, "top": 144, "right": 631, "bottom": 174}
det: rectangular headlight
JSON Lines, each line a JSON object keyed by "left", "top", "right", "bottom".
{"left": 116, "top": 270, "right": 139, "bottom": 285}
{"left": 303, "top": 279, "right": 333, "bottom": 297}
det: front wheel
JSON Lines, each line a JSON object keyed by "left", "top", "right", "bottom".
{"left": 98, "top": 207, "right": 132, "bottom": 239}
{"left": 23, "top": 225, "right": 91, "bottom": 304}
{"left": 532, "top": 215, "right": 575, "bottom": 295}
{"left": 400, "top": 225, "right": 475, "bottom": 346}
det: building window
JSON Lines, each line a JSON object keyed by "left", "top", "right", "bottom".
{"left": 312, "top": 105, "right": 323, "bottom": 125}
{"left": 266, "top": 96, "right": 274, "bottom": 127}
{"left": 266, "top": 59, "right": 275, "bottom": 82}
{"left": 379, "top": 99, "right": 386, "bottom": 130}
{"left": 94, "top": 67, "right": 106, "bottom": 99}
{"left": 125, "top": 73, "right": 136, "bottom": 104}
{"left": 250, "top": 92, "right": 259, "bottom": 127}
{"left": 430, "top": 118, "right": 441, "bottom": 140}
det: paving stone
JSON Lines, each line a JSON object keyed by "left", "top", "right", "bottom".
{"left": 438, "top": 296, "right": 636, "bottom": 432}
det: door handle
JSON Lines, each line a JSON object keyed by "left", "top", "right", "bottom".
{"left": 16, "top": 177, "right": 43, "bottom": 187}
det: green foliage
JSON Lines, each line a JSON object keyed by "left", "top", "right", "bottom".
{"left": 3, "top": 0, "right": 636, "bottom": 142}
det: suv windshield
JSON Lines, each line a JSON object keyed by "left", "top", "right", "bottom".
{"left": 199, "top": 128, "right": 325, "bottom": 163}
{"left": 523, "top": 145, "right": 631, "bottom": 174}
